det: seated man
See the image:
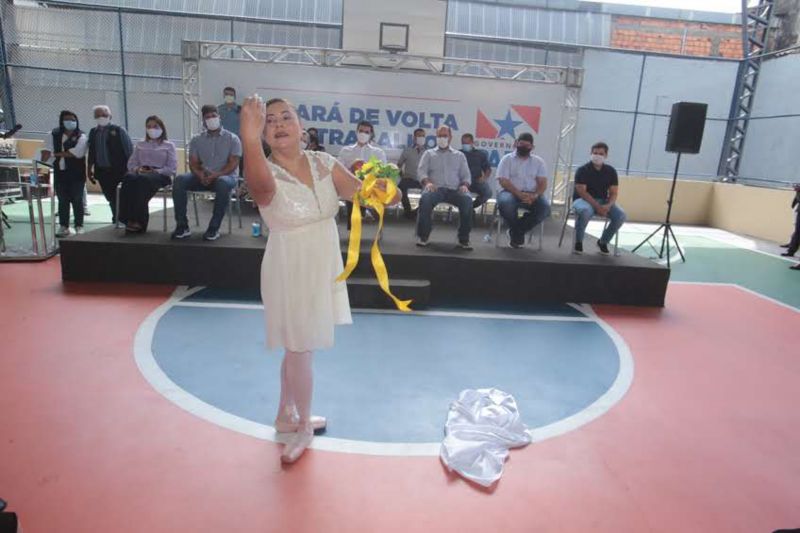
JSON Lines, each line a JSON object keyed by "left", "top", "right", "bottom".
{"left": 416, "top": 125, "right": 473, "bottom": 250}
{"left": 396, "top": 128, "right": 426, "bottom": 218}
{"left": 572, "top": 141, "right": 626, "bottom": 255}
{"left": 460, "top": 133, "right": 492, "bottom": 209}
{"left": 171, "top": 104, "right": 242, "bottom": 241}
{"left": 338, "top": 120, "right": 386, "bottom": 228}
{"left": 496, "top": 132, "right": 551, "bottom": 249}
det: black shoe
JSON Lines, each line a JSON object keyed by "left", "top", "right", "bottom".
{"left": 780, "top": 251, "right": 795, "bottom": 257}
{"left": 597, "top": 241, "right": 610, "bottom": 255}
{"left": 791, "top": 263, "right": 800, "bottom": 271}
{"left": 506, "top": 229, "right": 523, "bottom": 249}
{"left": 779, "top": 243, "right": 790, "bottom": 248}
{"left": 203, "top": 228, "right": 221, "bottom": 241}
{"left": 457, "top": 240, "right": 473, "bottom": 251}
{"left": 574, "top": 242, "right": 583, "bottom": 254}
{"left": 171, "top": 226, "right": 191, "bottom": 240}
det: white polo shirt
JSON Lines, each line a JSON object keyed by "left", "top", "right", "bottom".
{"left": 496, "top": 152, "right": 548, "bottom": 192}
{"left": 337, "top": 143, "right": 387, "bottom": 171}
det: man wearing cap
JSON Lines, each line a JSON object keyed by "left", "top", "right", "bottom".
{"left": 496, "top": 132, "right": 551, "bottom": 248}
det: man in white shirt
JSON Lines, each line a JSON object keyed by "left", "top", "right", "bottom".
{"left": 41, "top": 110, "right": 89, "bottom": 237}
{"left": 338, "top": 121, "right": 386, "bottom": 228}
{"left": 496, "top": 132, "right": 551, "bottom": 248}
{"left": 416, "top": 125, "right": 474, "bottom": 250}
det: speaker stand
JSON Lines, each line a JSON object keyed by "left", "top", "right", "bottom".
{"left": 631, "top": 152, "right": 686, "bottom": 268}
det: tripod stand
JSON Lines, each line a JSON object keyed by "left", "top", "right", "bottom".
{"left": 631, "top": 152, "right": 686, "bottom": 268}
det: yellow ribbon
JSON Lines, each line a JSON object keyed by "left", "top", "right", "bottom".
{"left": 336, "top": 175, "right": 413, "bottom": 312}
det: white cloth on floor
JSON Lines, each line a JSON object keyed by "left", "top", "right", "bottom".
{"left": 440, "top": 388, "right": 532, "bottom": 487}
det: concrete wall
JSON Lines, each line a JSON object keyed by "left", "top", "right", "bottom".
{"left": 575, "top": 49, "right": 739, "bottom": 180}
{"left": 738, "top": 53, "right": 800, "bottom": 184}
{"left": 342, "top": 0, "right": 446, "bottom": 56}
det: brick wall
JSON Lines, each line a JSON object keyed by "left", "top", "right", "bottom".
{"left": 611, "top": 15, "right": 743, "bottom": 58}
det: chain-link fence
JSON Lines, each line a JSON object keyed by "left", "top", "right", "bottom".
{"left": 0, "top": 0, "right": 342, "bottom": 146}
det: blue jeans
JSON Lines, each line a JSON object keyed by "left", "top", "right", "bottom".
{"left": 172, "top": 173, "right": 237, "bottom": 232}
{"left": 469, "top": 180, "right": 493, "bottom": 209}
{"left": 417, "top": 187, "right": 473, "bottom": 242}
{"left": 573, "top": 197, "right": 626, "bottom": 244}
{"left": 497, "top": 190, "right": 551, "bottom": 244}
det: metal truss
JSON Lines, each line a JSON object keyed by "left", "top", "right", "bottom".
{"left": 720, "top": 0, "right": 775, "bottom": 181}
{"left": 181, "top": 41, "right": 583, "bottom": 189}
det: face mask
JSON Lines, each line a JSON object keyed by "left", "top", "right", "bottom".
{"left": 96, "top": 117, "right": 110, "bottom": 127}
{"left": 516, "top": 146, "right": 532, "bottom": 157}
{"left": 309, "top": 134, "right": 318, "bottom": 144}
{"left": 415, "top": 136, "right": 426, "bottom": 147}
{"left": 300, "top": 141, "right": 308, "bottom": 150}
{"left": 147, "top": 128, "right": 163, "bottom": 140}
{"left": 437, "top": 136, "right": 449, "bottom": 149}
{"left": 63, "top": 120, "right": 77, "bottom": 131}
{"left": 205, "top": 117, "right": 221, "bottom": 131}
{"left": 224, "top": 95, "right": 235, "bottom": 104}
{"left": 357, "top": 132, "right": 371, "bottom": 144}
{"left": 462, "top": 143, "right": 473, "bottom": 152}
{"left": 591, "top": 154, "right": 605, "bottom": 166}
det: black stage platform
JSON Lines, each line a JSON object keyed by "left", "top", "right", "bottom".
{"left": 60, "top": 203, "right": 669, "bottom": 308}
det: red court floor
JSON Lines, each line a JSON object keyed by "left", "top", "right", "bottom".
{"left": 1, "top": 260, "right": 798, "bottom": 532}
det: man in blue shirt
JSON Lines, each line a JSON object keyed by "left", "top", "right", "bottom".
{"left": 416, "top": 126, "right": 473, "bottom": 250}
{"left": 460, "top": 133, "right": 492, "bottom": 209}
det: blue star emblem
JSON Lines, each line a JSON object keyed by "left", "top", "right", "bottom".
{"left": 494, "top": 111, "right": 523, "bottom": 138}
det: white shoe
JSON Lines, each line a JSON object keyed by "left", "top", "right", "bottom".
{"left": 416, "top": 237, "right": 429, "bottom": 247}
{"left": 280, "top": 424, "right": 314, "bottom": 463}
{"left": 56, "top": 226, "right": 71, "bottom": 237}
{"left": 75, "top": 226, "right": 85, "bottom": 235}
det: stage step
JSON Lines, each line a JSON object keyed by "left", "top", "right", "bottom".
{"left": 346, "top": 277, "right": 430, "bottom": 310}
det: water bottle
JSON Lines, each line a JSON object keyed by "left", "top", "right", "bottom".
{"left": 251, "top": 221, "right": 261, "bottom": 237}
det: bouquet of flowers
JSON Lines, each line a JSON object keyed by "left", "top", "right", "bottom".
{"left": 352, "top": 156, "right": 400, "bottom": 184}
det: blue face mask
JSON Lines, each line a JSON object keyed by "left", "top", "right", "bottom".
{"left": 462, "top": 144, "right": 473, "bottom": 152}
{"left": 63, "top": 120, "right": 77, "bottom": 131}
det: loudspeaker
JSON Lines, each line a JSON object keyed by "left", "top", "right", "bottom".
{"left": 665, "top": 102, "right": 707, "bottom": 154}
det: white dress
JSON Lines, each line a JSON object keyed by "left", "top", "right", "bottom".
{"left": 258, "top": 151, "right": 352, "bottom": 352}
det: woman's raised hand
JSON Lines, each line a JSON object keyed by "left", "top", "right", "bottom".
{"left": 240, "top": 94, "right": 267, "bottom": 141}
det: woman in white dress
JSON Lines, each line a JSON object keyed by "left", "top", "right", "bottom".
{"left": 240, "top": 96, "right": 399, "bottom": 463}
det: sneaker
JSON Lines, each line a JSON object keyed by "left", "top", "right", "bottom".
{"left": 573, "top": 242, "right": 583, "bottom": 254}
{"left": 203, "top": 228, "right": 221, "bottom": 241}
{"left": 171, "top": 226, "right": 191, "bottom": 240}
{"left": 56, "top": 225, "right": 71, "bottom": 237}
{"left": 75, "top": 226, "right": 85, "bottom": 235}
{"left": 457, "top": 239, "right": 473, "bottom": 251}
{"left": 115, "top": 222, "right": 126, "bottom": 229}
{"left": 507, "top": 229, "right": 523, "bottom": 249}
{"left": 597, "top": 241, "right": 610, "bottom": 255}
{"left": 416, "top": 237, "right": 429, "bottom": 247}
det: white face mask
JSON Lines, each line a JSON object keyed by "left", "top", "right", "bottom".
{"left": 415, "top": 136, "right": 426, "bottom": 147}
{"left": 205, "top": 117, "right": 221, "bottom": 131}
{"left": 96, "top": 117, "right": 110, "bottom": 127}
{"left": 591, "top": 154, "right": 605, "bottom": 166}
{"left": 437, "top": 136, "right": 449, "bottom": 149}
{"left": 357, "top": 132, "right": 371, "bottom": 145}
{"left": 224, "top": 95, "right": 235, "bottom": 104}
{"left": 147, "top": 127, "right": 162, "bottom": 140}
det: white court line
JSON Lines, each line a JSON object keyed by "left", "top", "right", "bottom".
{"left": 173, "top": 301, "right": 595, "bottom": 322}
{"left": 135, "top": 288, "right": 633, "bottom": 456}
{"left": 670, "top": 281, "right": 800, "bottom": 313}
